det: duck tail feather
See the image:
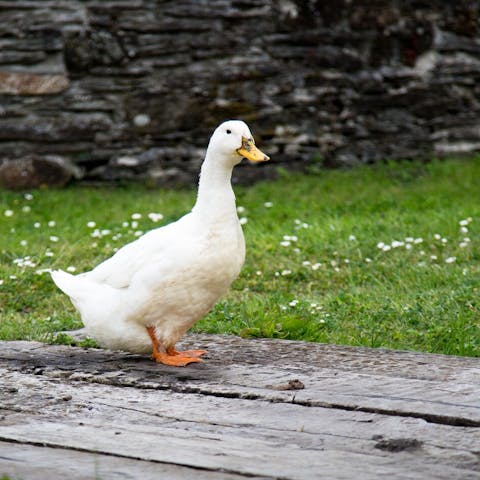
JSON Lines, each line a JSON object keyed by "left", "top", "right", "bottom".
{"left": 51, "top": 269, "right": 104, "bottom": 304}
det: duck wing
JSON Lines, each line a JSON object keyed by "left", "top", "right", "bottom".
{"left": 84, "top": 213, "right": 194, "bottom": 289}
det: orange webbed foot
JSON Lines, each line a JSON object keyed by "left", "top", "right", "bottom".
{"left": 167, "top": 346, "right": 208, "bottom": 358}
{"left": 152, "top": 351, "right": 201, "bottom": 367}
{"left": 146, "top": 326, "right": 204, "bottom": 367}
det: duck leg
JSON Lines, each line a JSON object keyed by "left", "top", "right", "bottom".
{"left": 146, "top": 326, "right": 200, "bottom": 367}
{"left": 167, "top": 346, "right": 208, "bottom": 358}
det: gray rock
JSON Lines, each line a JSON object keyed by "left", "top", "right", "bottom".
{"left": 0, "top": 155, "right": 81, "bottom": 189}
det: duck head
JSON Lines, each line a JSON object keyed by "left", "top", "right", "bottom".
{"left": 207, "top": 120, "right": 270, "bottom": 168}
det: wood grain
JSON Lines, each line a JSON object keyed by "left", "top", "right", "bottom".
{"left": 0, "top": 335, "right": 479, "bottom": 479}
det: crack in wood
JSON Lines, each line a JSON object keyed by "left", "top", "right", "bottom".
{"left": 63, "top": 374, "right": 480, "bottom": 429}
{"left": 290, "top": 399, "right": 480, "bottom": 428}
{"left": 0, "top": 435, "right": 286, "bottom": 480}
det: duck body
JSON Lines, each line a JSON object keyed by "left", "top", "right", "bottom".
{"left": 62, "top": 207, "right": 245, "bottom": 354}
{"left": 51, "top": 120, "right": 269, "bottom": 365}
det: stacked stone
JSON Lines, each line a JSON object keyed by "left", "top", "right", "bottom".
{"left": 0, "top": 1, "right": 479, "bottom": 187}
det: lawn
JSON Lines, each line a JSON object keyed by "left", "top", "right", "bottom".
{"left": 0, "top": 158, "right": 479, "bottom": 356}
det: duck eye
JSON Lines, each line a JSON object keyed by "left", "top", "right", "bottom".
{"left": 226, "top": 129, "right": 232, "bottom": 134}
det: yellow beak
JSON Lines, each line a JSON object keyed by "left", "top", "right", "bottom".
{"left": 236, "top": 137, "right": 270, "bottom": 163}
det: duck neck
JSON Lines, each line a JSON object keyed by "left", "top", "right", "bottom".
{"left": 193, "top": 152, "right": 237, "bottom": 220}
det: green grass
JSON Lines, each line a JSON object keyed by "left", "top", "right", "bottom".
{"left": 1, "top": 158, "right": 479, "bottom": 356}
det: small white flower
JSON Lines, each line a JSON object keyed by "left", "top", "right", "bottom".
{"left": 237, "top": 206, "right": 245, "bottom": 214}
{"left": 460, "top": 226, "right": 468, "bottom": 234}
{"left": 134, "top": 230, "right": 143, "bottom": 237}
{"left": 20, "top": 240, "right": 27, "bottom": 247}
{"left": 459, "top": 242, "right": 468, "bottom": 248}
{"left": 434, "top": 233, "right": 441, "bottom": 240}
{"left": 293, "top": 247, "right": 300, "bottom": 253}
{"left": 280, "top": 241, "right": 291, "bottom": 247}
{"left": 45, "top": 250, "right": 54, "bottom": 257}
{"left": 382, "top": 245, "right": 391, "bottom": 252}
{"left": 459, "top": 219, "right": 469, "bottom": 226}
{"left": 49, "top": 235, "right": 59, "bottom": 243}
{"left": 463, "top": 237, "right": 471, "bottom": 243}
{"left": 283, "top": 235, "right": 298, "bottom": 242}
{"left": 131, "top": 221, "right": 139, "bottom": 229}
{"left": 148, "top": 213, "right": 164, "bottom": 222}
{"left": 289, "top": 299, "right": 298, "bottom": 307}
{"left": 348, "top": 235, "right": 357, "bottom": 242}
{"left": 419, "top": 250, "right": 425, "bottom": 255}
{"left": 0, "top": 279, "right": 3, "bottom": 285}
{"left": 310, "top": 303, "right": 317, "bottom": 307}
{"left": 48, "top": 221, "right": 56, "bottom": 227}
{"left": 311, "top": 263, "right": 321, "bottom": 270}
{"left": 302, "top": 260, "right": 311, "bottom": 266}
{"left": 66, "top": 266, "right": 76, "bottom": 273}
{"left": 24, "top": 193, "right": 33, "bottom": 201}
{"left": 34, "top": 222, "right": 41, "bottom": 228}
{"left": 131, "top": 213, "right": 142, "bottom": 220}
{"left": 414, "top": 238, "right": 423, "bottom": 244}
{"left": 35, "top": 268, "right": 51, "bottom": 275}
{"left": 377, "top": 242, "right": 385, "bottom": 249}
{"left": 430, "top": 255, "right": 437, "bottom": 260}
{"left": 239, "top": 217, "right": 248, "bottom": 225}
{"left": 87, "top": 221, "right": 96, "bottom": 228}
{"left": 331, "top": 260, "right": 338, "bottom": 267}
{"left": 22, "top": 206, "right": 31, "bottom": 213}
{"left": 4, "top": 210, "right": 13, "bottom": 217}
{"left": 405, "top": 237, "right": 414, "bottom": 243}
{"left": 445, "top": 256, "right": 456, "bottom": 264}
{"left": 391, "top": 240, "right": 404, "bottom": 248}
{"left": 280, "top": 305, "right": 287, "bottom": 311}
{"left": 281, "top": 269, "right": 292, "bottom": 276}
{"left": 101, "top": 229, "right": 111, "bottom": 236}
{"left": 122, "top": 221, "right": 129, "bottom": 228}
{"left": 405, "top": 243, "right": 412, "bottom": 250}
{"left": 264, "top": 202, "right": 273, "bottom": 208}
{"left": 274, "top": 271, "right": 280, "bottom": 277}
{"left": 9, "top": 275, "right": 17, "bottom": 280}
{"left": 365, "top": 257, "right": 372, "bottom": 263}
{"left": 441, "top": 238, "right": 448, "bottom": 244}
{"left": 256, "top": 270, "right": 262, "bottom": 276}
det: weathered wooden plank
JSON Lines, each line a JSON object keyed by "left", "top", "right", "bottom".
{"left": 1, "top": 336, "right": 479, "bottom": 426}
{"left": 1, "top": 336, "right": 480, "bottom": 478}
{"left": 0, "top": 441, "right": 264, "bottom": 480}
{"left": 1, "top": 368, "right": 479, "bottom": 480}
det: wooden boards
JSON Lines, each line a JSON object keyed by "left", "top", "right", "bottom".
{"left": 0, "top": 334, "right": 479, "bottom": 479}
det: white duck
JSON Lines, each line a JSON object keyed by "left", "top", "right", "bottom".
{"left": 51, "top": 120, "right": 269, "bottom": 366}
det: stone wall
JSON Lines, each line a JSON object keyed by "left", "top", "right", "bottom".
{"left": 0, "top": 0, "right": 479, "bottom": 187}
